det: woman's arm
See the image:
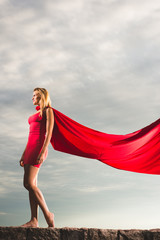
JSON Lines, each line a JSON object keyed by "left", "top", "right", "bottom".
{"left": 36, "top": 108, "right": 54, "bottom": 164}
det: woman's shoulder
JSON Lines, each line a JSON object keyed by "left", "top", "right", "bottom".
{"left": 44, "top": 106, "right": 53, "bottom": 111}
{"left": 43, "top": 106, "right": 52, "bottom": 110}
{"left": 43, "top": 106, "right": 54, "bottom": 117}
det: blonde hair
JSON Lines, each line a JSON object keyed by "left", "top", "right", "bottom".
{"left": 33, "top": 87, "right": 52, "bottom": 116}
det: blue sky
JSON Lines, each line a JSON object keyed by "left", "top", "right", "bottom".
{"left": 1, "top": 0, "right": 160, "bottom": 229}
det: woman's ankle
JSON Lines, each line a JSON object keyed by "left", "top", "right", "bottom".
{"left": 30, "top": 217, "right": 38, "bottom": 223}
{"left": 46, "top": 212, "right": 54, "bottom": 228}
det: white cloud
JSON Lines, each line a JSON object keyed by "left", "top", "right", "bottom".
{"left": 0, "top": 212, "right": 7, "bottom": 215}
{"left": 0, "top": 170, "right": 22, "bottom": 197}
{"left": 73, "top": 184, "right": 131, "bottom": 193}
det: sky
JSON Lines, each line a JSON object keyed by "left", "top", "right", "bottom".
{"left": 1, "top": 0, "right": 160, "bottom": 229}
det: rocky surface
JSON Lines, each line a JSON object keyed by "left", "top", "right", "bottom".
{"left": 1, "top": 227, "right": 160, "bottom": 240}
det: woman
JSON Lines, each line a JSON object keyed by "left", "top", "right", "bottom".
{"left": 19, "top": 87, "right": 54, "bottom": 228}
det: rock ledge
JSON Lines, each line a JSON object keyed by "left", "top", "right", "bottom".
{"left": 1, "top": 226, "right": 160, "bottom": 240}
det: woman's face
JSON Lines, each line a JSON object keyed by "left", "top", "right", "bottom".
{"left": 32, "top": 91, "right": 41, "bottom": 105}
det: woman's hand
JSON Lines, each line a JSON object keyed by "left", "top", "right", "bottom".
{"left": 36, "top": 152, "right": 46, "bottom": 165}
{"left": 19, "top": 157, "right": 24, "bottom": 167}
{"left": 20, "top": 145, "right": 27, "bottom": 167}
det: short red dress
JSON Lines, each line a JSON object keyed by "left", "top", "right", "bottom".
{"left": 23, "top": 106, "right": 48, "bottom": 168}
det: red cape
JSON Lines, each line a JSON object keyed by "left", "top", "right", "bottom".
{"left": 50, "top": 108, "right": 160, "bottom": 175}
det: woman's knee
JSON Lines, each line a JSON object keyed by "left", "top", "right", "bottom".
{"left": 23, "top": 180, "right": 30, "bottom": 190}
{"left": 23, "top": 181, "right": 35, "bottom": 191}
{"left": 23, "top": 174, "right": 37, "bottom": 190}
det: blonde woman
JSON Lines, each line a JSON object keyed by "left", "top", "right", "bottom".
{"left": 19, "top": 87, "right": 54, "bottom": 228}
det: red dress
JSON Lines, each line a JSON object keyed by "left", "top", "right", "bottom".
{"left": 23, "top": 106, "right": 48, "bottom": 168}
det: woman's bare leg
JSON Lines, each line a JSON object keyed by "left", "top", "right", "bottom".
{"left": 29, "top": 177, "right": 39, "bottom": 225}
{"left": 21, "top": 164, "right": 54, "bottom": 228}
{"left": 21, "top": 166, "right": 39, "bottom": 227}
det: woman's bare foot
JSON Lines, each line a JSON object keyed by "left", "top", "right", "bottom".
{"left": 20, "top": 219, "right": 38, "bottom": 228}
{"left": 46, "top": 212, "right": 54, "bottom": 228}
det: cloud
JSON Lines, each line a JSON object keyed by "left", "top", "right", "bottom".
{"left": 0, "top": 170, "right": 22, "bottom": 197}
{"left": 0, "top": 212, "right": 7, "bottom": 215}
{"left": 72, "top": 183, "right": 132, "bottom": 193}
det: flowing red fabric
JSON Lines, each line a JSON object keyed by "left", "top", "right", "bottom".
{"left": 48, "top": 107, "right": 160, "bottom": 175}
